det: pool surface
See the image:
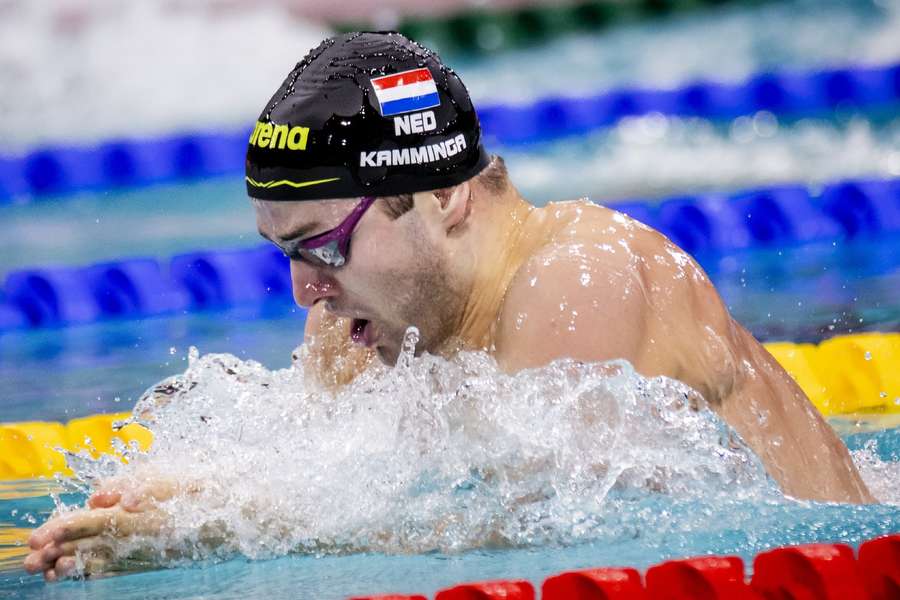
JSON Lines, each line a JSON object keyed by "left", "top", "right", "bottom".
{"left": 2, "top": 417, "right": 899, "bottom": 599}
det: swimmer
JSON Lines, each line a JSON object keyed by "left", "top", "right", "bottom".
{"left": 25, "top": 31, "right": 873, "bottom": 581}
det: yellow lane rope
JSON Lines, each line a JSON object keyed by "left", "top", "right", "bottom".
{"left": 2, "top": 332, "right": 898, "bottom": 480}
{"left": 764, "top": 332, "right": 900, "bottom": 416}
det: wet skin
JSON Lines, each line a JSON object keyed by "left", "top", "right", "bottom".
{"left": 291, "top": 183, "right": 872, "bottom": 504}
{"left": 25, "top": 173, "right": 873, "bottom": 581}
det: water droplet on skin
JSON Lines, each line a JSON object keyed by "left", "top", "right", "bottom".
{"left": 515, "top": 313, "right": 527, "bottom": 329}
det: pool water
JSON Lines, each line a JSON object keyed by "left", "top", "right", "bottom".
{"left": 1, "top": 416, "right": 898, "bottom": 599}
{"left": 2, "top": 470, "right": 900, "bottom": 600}
{"left": 2, "top": 184, "right": 899, "bottom": 600}
{"left": 2, "top": 227, "right": 898, "bottom": 424}
{"left": 7, "top": 485, "right": 899, "bottom": 600}
{"left": 456, "top": 0, "right": 900, "bottom": 102}
{"left": 4, "top": 0, "right": 899, "bottom": 149}
{"left": 4, "top": 110, "right": 900, "bottom": 274}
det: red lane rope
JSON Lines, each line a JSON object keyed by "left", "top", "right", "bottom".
{"left": 349, "top": 533, "right": 900, "bottom": 599}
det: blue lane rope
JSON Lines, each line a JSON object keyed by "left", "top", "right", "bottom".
{"left": 1, "top": 175, "right": 899, "bottom": 332}
{"left": 1, "top": 61, "right": 899, "bottom": 203}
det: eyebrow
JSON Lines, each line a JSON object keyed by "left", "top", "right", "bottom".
{"left": 258, "top": 221, "right": 321, "bottom": 244}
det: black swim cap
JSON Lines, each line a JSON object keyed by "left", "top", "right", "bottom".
{"left": 245, "top": 31, "right": 491, "bottom": 201}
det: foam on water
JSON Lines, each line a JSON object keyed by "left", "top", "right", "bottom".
{"left": 59, "top": 328, "right": 786, "bottom": 566}
{"left": 0, "top": 1, "right": 328, "bottom": 151}
{"left": 851, "top": 443, "right": 900, "bottom": 505}
{"left": 507, "top": 113, "right": 900, "bottom": 202}
{"left": 462, "top": 0, "right": 900, "bottom": 103}
{"left": 3, "top": 0, "right": 899, "bottom": 150}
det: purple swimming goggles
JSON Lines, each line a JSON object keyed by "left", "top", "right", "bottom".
{"left": 282, "top": 196, "right": 376, "bottom": 268}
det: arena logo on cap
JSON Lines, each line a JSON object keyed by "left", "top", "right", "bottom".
{"left": 370, "top": 68, "right": 441, "bottom": 117}
{"left": 249, "top": 121, "right": 309, "bottom": 151}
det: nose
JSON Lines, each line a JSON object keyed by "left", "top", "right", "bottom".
{"left": 290, "top": 259, "right": 338, "bottom": 307}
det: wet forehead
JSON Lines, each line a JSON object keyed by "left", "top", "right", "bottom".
{"left": 253, "top": 198, "right": 355, "bottom": 241}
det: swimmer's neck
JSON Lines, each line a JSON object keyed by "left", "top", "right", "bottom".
{"left": 447, "top": 185, "right": 547, "bottom": 353}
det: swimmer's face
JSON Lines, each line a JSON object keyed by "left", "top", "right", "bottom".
{"left": 253, "top": 196, "right": 465, "bottom": 365}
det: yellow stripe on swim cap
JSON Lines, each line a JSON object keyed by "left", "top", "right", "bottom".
{"left": 245, "top": 176, "right": 340, "bottom": 189}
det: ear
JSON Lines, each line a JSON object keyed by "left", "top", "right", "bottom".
{"left": 413, "top": 182, "right": 471, "bottom": 234}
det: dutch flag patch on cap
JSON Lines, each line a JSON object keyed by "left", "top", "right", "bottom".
{"left": 370, "top": 68, "right": 441, "bottom": 117}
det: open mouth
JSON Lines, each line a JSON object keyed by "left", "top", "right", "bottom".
{"left": 350, "top": 318, "right": 370, "bottom": 344}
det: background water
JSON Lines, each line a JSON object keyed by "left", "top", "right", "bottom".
{"left": 3, "top": 0, "right": 900, "bottom": 149}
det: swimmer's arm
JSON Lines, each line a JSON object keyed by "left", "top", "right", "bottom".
{"left": 720, "top": 323, "right": 874, "bottom": 503}
{"left": 493, "top": 247, "right": 655, "bottom": 373}
{"left": 664, "top": 247, "right": 873, "bottom": 503}
{"left": 302, "top": 303, "right": 375, "bottom": 389}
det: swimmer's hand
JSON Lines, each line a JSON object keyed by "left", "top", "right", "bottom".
{"left": 23, "top": 477, "right": 182, "bottom": 582}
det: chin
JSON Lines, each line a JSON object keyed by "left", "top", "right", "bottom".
{"left": 374, "top": 326, "right": 430, "bottom": 366}
{"left": 375, "top": 344, "right": 399, "bottom": 366}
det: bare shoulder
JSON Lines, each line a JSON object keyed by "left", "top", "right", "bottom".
{"left": 593, "top": 203, "right": 747, "bottom": 402}
{"left": 493, "top": 200, "right": 740, "bottom": 390}
{"left": 493, "top": 203, "right": 654, "bottom": 372}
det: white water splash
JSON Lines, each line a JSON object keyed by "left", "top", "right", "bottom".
{"left": 852, "top": 442, "right": 900, "bottom": 505}
{"left": 64, "top": 328, "right": 778, "bottom": 563}
{"left": 3, "top": 0, "right": 899, "bottom": 151}
{"left": 0, "top": 1, "right": 328, "bottom": 151}
{"left": 509, "top": 115, "right": 900, "bottom": 203}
